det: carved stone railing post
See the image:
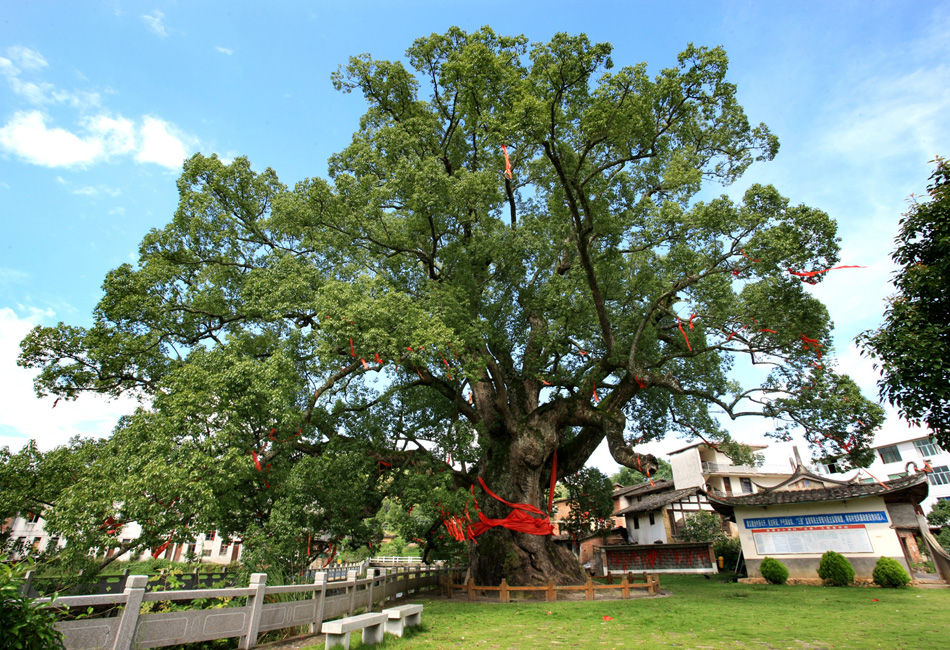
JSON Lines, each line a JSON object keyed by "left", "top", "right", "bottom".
{"left": 238, "top": 573, "right": 266, "bottom": 650}
{"left": 111, "top": 575, "right": 147, "bottom": 650}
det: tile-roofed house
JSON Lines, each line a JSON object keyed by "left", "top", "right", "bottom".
{"left": 706, "top": 467, "right": 929, "bottom": 507}
{"left": 706, "top": 463, "right": 939, "bottom": 582}
{"left": 613, "top": 480, "right": 715, "bottom": 545}
{"left": 615, "top": 486, "right": 703, "bottom": 516}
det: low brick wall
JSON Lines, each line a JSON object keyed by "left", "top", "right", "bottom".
{"left": 601, "top": 543, "right": 716, "bottom": 574}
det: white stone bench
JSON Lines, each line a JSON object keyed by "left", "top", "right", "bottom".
{"left": 381, "top": 603, "right": 423, "bottom": 637}
{"left": 322, "top": 612, "right": 387, "bottom": 649}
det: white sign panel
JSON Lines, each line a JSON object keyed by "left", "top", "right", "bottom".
{"left": 751, "top": 524, "right": 873, "bottom": 555}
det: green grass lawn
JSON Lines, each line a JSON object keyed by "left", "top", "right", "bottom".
{"left": 306, "top": 574, "right": 948, "bottom": 649}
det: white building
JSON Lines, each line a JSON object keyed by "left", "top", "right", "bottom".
{"left": 2, "top": 512, "right": 241, "bottom": 564}
{"left": 707, "top": 467, "right": 931, "bottom": 581}
{"left": 814, "top": 431, "right": 950, "bottom": 514}
{"left": 669, "top": 441, "right": 796, "bottom": 495}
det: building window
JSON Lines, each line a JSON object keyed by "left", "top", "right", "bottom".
{"left": 632, "top": 516, "right": 639, "bottom": 530}
{"left": 740, "top": 478, "right": 753, "bottom": 494}
{"left": 25, "top": 512, "right": 41, "bottom": 524}
{"left": 914, "top": 438, "right": 940, "bottom": 457}
{"left": 878, "top": 445, "right": 902, "bottom": 464}
{"left": 823, "top": 461, "right": 842, "bottom": 474}
{"left": 648, "top": 512, "right": 655, "bottom": 526}
{"left": 722, "top": 477, "right": 732, "bottom": 494}
{"left": 928, "top": 466, "right": 950, "bottom": 486}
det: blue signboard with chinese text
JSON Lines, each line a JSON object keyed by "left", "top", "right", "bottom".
{"left": 743, "top": 511, "right": 887, "bottom": 529}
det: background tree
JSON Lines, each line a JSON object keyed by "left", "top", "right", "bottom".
{"left": 859, "top": 157, "right": 949, "bottom": 447}
{"left": 560, "top": 467, "right": 614, "bottom": 549}
{"left": 611, "top": 459, "right": 673, "bottom": 486}
{"left": 18, "top": 27, "right": 883, "bottom": 586}
{"left": 928, "top": 500, "right": 950, "bottom": 528}
{"left": 678, "top": 510, "right": 726, "bottom": 543}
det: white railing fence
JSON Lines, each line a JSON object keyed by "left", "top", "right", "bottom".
{"left": 369, "top": 556, "right": 432, "bottom": 565}
{"left": 37, "top": 564, "right": 454, "bottom": 650}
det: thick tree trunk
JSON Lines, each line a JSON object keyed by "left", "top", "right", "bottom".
{"left": 469, "top": 526, "right": 586, "bottom": 586}
{"left": 467, "top": 426, "right": 586, "bottom": 586}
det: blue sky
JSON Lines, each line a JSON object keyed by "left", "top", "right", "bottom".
{"left": 1, "top": 1, "right": 948, "bottom": 468}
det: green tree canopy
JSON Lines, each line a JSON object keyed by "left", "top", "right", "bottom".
{"left": 859, "top": 157, "right": 950, "bottom": 448}
{"left": 611, "top": 459, "right": 673, "bottom": 486}
{"left": 561, "top": 467, "right": 614, "bottom": 543}
{"left": 16, "top": 27, "right": 882, "bottom": 585}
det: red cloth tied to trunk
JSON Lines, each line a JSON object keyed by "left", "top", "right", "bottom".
{"left": 468, "top": 506, "right": 554, "bottom": 538}
{"left": 442, "top": 454, "right": 558, "bottom": 541}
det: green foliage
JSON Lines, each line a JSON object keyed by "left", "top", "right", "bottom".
{"left": 678, "top": 511, "right": 725, "bottom": 543}
{"left": 562, "top": 467, "right": 615, "bottom": 541}
{"left": 859, "top": 157, "right": 950, "bottom": 447}
{"left": 817, "top": 550, "right": 855, "bottom": 586}
{"left": 13, "top": 28, "right": 880, "bottom": 583}
{"left": 714, "top": 536, "right": 742, "bottom": 570}
{"left": 0, "top": 561, "right": 64, "bottom": 649}
{"left": 872, "top": 557, "right": 910, "bottom": 588}
{"left": 927, "top": 500, "right": 950, "bottom": 528}
{"left": 611, "top": 459, "right": 673, "bottom": 486}
{"left": 759, "top": 557, "right": 788, "bottom": 584}
{"left": 936, "top": 526, "right": 950, "bottom": 553}
{"left": 297, "top": 578, "right": 950, "bottom": 648}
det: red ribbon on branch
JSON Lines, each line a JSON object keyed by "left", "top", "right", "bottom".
{"left": 500, "top": 145, "right": 513, "bottom": 179}
{"left": 677, "top": 318, "right": 692, "bottom": 352}
{"left": 323, "top": 543, "right": 337, "bottom": 567}
{"left": 788, "top": 265, "right": 866, "bottom": 280}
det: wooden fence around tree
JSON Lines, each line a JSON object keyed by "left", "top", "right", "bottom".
{"left": 445, "top": 573, "right": 660, "bottom": 602}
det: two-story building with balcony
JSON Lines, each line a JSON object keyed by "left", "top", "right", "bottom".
{"left": 814, "top": 432, "right": 949, "bottom": 515}
{"left": 669, "top": 441, "right": 796, "bottom": 496}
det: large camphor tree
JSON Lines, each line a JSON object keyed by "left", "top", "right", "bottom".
{"left": 18, "top": 28, "right": 883, "bottom": 585}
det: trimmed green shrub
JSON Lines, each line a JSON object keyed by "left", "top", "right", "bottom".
{"left": 759, "top": 557, "right": 789, "bottom": 584}
{"left": 818, "top": 550, "right": 855, "bottom": 586}
{"left": 872, "top": 557, "right": 910, "bottom": 588}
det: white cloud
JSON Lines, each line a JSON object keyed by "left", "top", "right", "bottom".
{"left": 0, "top": 110, "right": 103, "bottom": 167}
{"left": 0, "top": 307, "right": 140, "bottom": 452}
{"left": 1, "top": 47, "right": 99, "bottom": 109}
{"left": 72, "top": 185, "right": 121, "bottom": 197}
{"left": 141, "top": 10, "right": 168, "bottom": 37}
{"left": 0, "top": 46, "right": 196, "bottom": 169}
{"left": 215, "top": 46, "right": 233, "bottom": 56}
{"left": 6, "top": 45, "right": 48, "bottom": 71}
{"left": 85, "top": 114, "right": 136, "bottom": 156}
{"left": 823, "top": 64, "right": 950, "bottom": 164}
{"left": 0, "top": 268, "right": 29, "bottom": 284}
{"left": 0, "top": 110, "right": 193, "bottom": 170}
{"left": 136, "top": 116, "right": 191, "bottom": 169}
